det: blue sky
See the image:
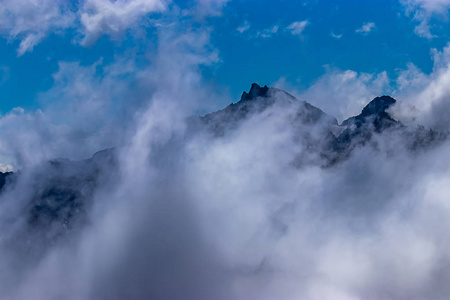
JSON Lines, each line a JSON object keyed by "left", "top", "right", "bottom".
{"left": 211, "top": 0, "right": 442, "bottom": 94}
{"left": 0, "top": 0, "right": 450, "bottom": 115}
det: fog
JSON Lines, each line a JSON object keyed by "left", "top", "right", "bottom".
{"left": 1, "top": 1, "right": 450, "bottom": 300}
{"left": 2, "top": 80, "right": 450, "bottom": 299}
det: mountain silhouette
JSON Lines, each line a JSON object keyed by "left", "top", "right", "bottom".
{"left": 0, "top": 83, "right": 446, "bottom": 259}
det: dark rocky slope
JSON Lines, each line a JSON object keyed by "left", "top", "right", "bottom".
{"left": 0, "top": 148, "right": 117, "bottom": 262}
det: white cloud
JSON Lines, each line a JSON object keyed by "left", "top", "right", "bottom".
{"left": 0, "top": 0, "right": 74, "bottom": 55}
{"left": 275, "top": 41, "right": 450, "bottom": 130}
{"left": 400, "top": 0, "right": 450, "bottom": 38}
{"left": 3, "top": 27, "right": 450, "bottom": 300}
{"left": 274, "top": 70, "right": 390, "bottom": 122}
{"left": 256, "top": 25, "right": 279, "bottom": 38}
{"left": 4, "top": 2, "right": 450, "bottom": 299}
{"left": 0, "top": 9, "right": 232, "bottom": 299}
{"left": 192, "top": 0, "right": 231, "bottom": 17}
{"left": 392, "top": 43, "right": 450, "bottom": 129}
{"left": 0, "top": 6, "right": 223, "bottom": 169}
{"left": 0, "top": 60, "right": 134, "bottom": 166}
{"left": 79, "top": 0, "right": 168, "bottom": 45}
{"left": 286, "top": 20, "right": 309, "bottom": 36}
{"left": 402, "top": 0, "right": 450, "bottom": 15}
{"left": 4, "top": 64, "right": 450, "bottom": 298}
{"left": 0, "top": 0, "right": 231, "bottom": 54}
{"left": 415, "top": 21, "right": 436, "bottom": 38}
{"left": 331, "top": 32, "right": 343, "bottom": 39}
{"left": 0, "top": 67, "right": 9, "bottom": 85}
{"left": 355, "top": 22, "right": 376, "bottom": 34}
{"left": 236, "top": 20, "right": 251, "bottom": 34}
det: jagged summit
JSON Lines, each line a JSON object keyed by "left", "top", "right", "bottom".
{"left": 240, "top": 83, "right": 270, "bottom": 102}
{"left": 361, "top": 95, "right": 396, "bottom": 117}
{"left": 199, "top": 83, "right": 337, "bottom": 136}
{"left": 341, "top": 95, "right": 399, "bottom": 130}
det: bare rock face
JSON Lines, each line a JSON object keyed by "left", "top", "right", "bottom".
{"left": 240, "top": 83, "right": 270, "bottom": 102}
{"left": 341, "top": 95, "right": 398, "bottom": 130}
{"left": 0, "top": 171, "right": 12, "bottom": 191}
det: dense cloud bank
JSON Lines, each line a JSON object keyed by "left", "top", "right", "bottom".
{"left": 1, "top": 81, "right": 450, "bottom": 299}
{"left": 1, "top": 1, "right": 450, "bottom": 299}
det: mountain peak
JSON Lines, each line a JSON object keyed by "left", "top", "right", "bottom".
{"left": 240, "top": 83, "right": 270, "bottom": 102}
{"left": 340, "top": 95, "right": 399, "bottom": 132}
{"left": 361, "top": 95, "right": 396, "bottom": 117}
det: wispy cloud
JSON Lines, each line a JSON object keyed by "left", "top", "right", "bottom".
{"left": 5, "top": 43, "right": 450, "bottom": 298}
{"left": 0, "top": 0, "right": 230, "bottom": 54}
{"left": 414, "top": 20, "right": 436, "bottom": 39}
{"left": 0, "top": 67, "right": 9, "bottom": 85}
{"left": 237, "top": 20, "right": 251, "bottom": 34}
{"left": 356, "top": 22, "right": 376, "bottom": 34}
{"left": 330, "top": 32, "right": 343, "bottom": 39}
{"left": 286, "top": 20, "right": 309, "bottom": 36}
{"left": 256, "top": 25, "right": 279, "bottom": 38}
{"left": 296, "top": 69, "right": 390, "bottom": 121}
{"left": 190, "top": 0, "right": 231, "bottom": 17}
{"left": 400, "top": 0, "right": 450, "bottom": 38}
{"left": 4, "top": 1, "right": 450, "bottom": 299}
{"left": 79, "top": 0, "right": 168, "bottom": 45}
{"left": 401, "top": 0, "right": 450, "bottom": 16}
{"left": 0, "top": 0, "right": 75, "bottom": 55}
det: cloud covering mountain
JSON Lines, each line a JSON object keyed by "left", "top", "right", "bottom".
{"left": 1, "top": 82, "right": 450, "bottom": 299}
{"left": 1, "top": 1, "right": 450, "bottom": 300}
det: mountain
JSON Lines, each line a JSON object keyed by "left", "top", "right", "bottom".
{"left": 335, "top": 94, "right": 445, "bottom": 156}
{"left": 0, "top": 171, "right": 12, "bottom": 191}
{"left": 197, "top": 83, "right": 337, "bottom": 136}
{"left": 192, "top": 84, "right": 445, "bottom": 166}
{"left": 2, "top": 83, "right": 446, "bottom": 193}
{"left": 0, "top": 148, "right": 117, "bottom": 261}
{"left": 0, "top": 83, "right": 446, "bottom": 260}
{"left": 332, "top": 95, "right": 402, "bottom": 160}
{"left": 341, "top": 95, "right": 398, "bottom": 130}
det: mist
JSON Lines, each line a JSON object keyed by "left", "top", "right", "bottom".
{"left": 1, "top": 1, "right": 450, "bottom": 300}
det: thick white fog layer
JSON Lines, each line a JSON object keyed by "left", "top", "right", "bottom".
{"left": 1, "top": 1, "right": 450, "bottom": 300}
